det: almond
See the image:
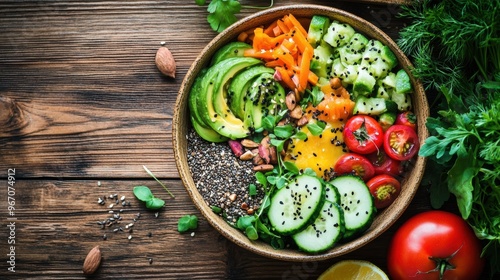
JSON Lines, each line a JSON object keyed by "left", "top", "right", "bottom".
{"left": 155, "top": 45, "right": 176, "bottom": 78}
{"left": 82, "top": 245, "right": 101, "bottom": 275}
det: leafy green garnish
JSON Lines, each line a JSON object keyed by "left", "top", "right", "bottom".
{"left": 133, "top": 186, "right": 165, "bottom": 210}
{"left": 399, "top": 0, "right": 500, "bottom": 276}
{"left": 306, "top": 120, "right": 326, "bottom": 136}
{"left": 178, "top": 215, "right": 198, "bottom": 233}
{"left": 195, "top": 0, "right": 274, "bottom": 33}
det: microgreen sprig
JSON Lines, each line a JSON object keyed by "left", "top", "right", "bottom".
{"left": 133, "top": 186, "right": 165, "bottom": 210}
{"left": 143, "top": 165, "right": 175, "bottom": 198}
{"left": 178, "top": 215, "right": 198, "bottom": 233}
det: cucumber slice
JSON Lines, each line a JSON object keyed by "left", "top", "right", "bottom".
{"left": 329, "top": 175, "right": 376, "bottom": 240}
{"left": 292, "top": 201, "right": 345, "bottom": 253}
{"left": 268, "top": 174, "right": 326, "bottom": 235}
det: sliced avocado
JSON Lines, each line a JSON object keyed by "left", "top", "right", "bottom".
{"left": 228, "top": 65, "right": 274, "bottom": 119}
{"left": 198, "top": 56, "right": 262, "bottom": 139}
{"left": 188, "top": 68, "right": 227, "bottom": 142}
{"left": 244, "top": 72, "right": 286, "bottom": 131}
{"left": 190, "top": 115, "right": 228, "bottom": 143}
{"left": 210, "top": 42, "right": 252, "bottom": 66}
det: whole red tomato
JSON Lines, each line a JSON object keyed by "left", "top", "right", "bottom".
{"left": 343, "top": 115, "right": 384, "bottom": 154}
{"left": 388, "top": 210, "right": 485, "bottom": 280}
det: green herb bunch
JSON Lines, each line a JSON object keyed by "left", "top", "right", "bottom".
{"left": 195, "top": 0, "right": 274, "bottom": 33}
{"left": 398, "top": 0, "right": 500, "bottom": 277}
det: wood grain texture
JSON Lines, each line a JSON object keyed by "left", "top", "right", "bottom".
{"left": 0, "top": 178, "right": 447, "bottom": 279}
{"left": 4, "top": 1, "right": 487, "bottom": 279}
{"left": 0, "top": 0, "right": 406, "bottom": 178}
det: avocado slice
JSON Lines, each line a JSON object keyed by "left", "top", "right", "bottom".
{"left": 190, "top": 115, "right": 228, "bottom": 143}
{"left": 188, "top": 69, "right": 228, "bottom": 142}
{"left": 198, "top": 56, "right": 262, "bottom": 139}
{"left": 228, "top": 65, "right": 274, "bottom": 119}
{"left": 210, "top": 42, "right": 252, "bottom": 66}
{"left": 244, "top": 72, "right": 286, "bottom": 131}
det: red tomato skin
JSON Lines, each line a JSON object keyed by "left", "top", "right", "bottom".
{"left": 343, "top": 115, "right": 384, "bottom": 155}
{"left": 334, "top": 153, "right": 375, "bottom": 181}
{"left": 366, "top": 174, "right": 400, "bottom": 209}
{"left": 366, "top": 151, "right": 404, "bottom": 178}
{"left": 388, "top": 211, "right": 485, "bottom": 280}
{"left": 384, "top": 124, "right": 420, "bottom": 161}
{"left": 395, "top": 111, "right": 417, "bottom": 130}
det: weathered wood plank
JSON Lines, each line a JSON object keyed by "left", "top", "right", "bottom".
{"left": 0, "top": 0, "right": 407, "bottom": 179}
{"left": 0, "top": 179, "right": 229, "bottom": 279}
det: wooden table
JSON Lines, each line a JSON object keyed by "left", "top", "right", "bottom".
{"left": 0, "top": 1, "right": 478, "bottom": 279}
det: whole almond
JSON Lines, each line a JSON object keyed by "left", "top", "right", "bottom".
{"left": 83, "top": 245, "right": 101, "bottom": 275}
{"left": 155, "top": 45, "right": 176, "bottom": 78}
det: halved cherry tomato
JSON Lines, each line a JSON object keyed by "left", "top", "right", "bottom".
{"left": 367, "top": 174, "right": 401, "bottom": 209}
{"left": 343, "top": 115, "right": 384, "bottom": 155}
{"left": 334, "top": 153, "right": 375, "bottom": 181}
{"left": 395, "top": 111, "right": 417, "bottom": 130}
{"left": 384, "top": 125, "right": 420, "bottom": 161}
{"left": 366, "top": 150, "right": 403, "bottom": 178}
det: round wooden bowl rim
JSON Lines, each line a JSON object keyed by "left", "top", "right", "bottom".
{"left": 173, "top": 4, "right": 429, "bottom": 261}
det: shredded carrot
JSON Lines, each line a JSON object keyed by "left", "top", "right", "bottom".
{"left": 276, "top": 19, "right": 290, "bottom": 34}
{"left": 287, "top": 14, "right": 308, "bottom": 37}
{"left": 264, "top": 21, "right": 278, "bottom": 36}
{"left": 241, "top": 13, "right": 318, "bottom": 94}
{"left": 237, "top": 31, "right": 248, "bottom": 43}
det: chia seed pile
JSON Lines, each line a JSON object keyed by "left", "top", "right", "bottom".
{"left": 186, "top": 128, "right": 264, "bottom": 224}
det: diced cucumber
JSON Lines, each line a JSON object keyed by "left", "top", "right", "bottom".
{"left": 348, "top": 33, "right": 369, "bottom": 52}
{"left": 292, "top": 201, "right": 345, "bottom": 253}
{"left": 380, "top": 72, "right": 397, "bottom": 88}
{"left": 323, "top": 20, "right": 355, "bottom": 48}
{"left": 391, "top": 91, "right": 412, "bottom": 111}
{"left": 308, "top": 15, "right": 331, "bottom": 47}
{"left": 353, "top": 96, "right": 398, "bottom": 116}
{"left": 329, "top": 175, "right": 376, "bottom": 241}
{"left": 380, "top": 45, "right": 398, "bottom": 70}
{"left": 375, "top": 85, "right": 392, "bottom": 100}
{"left": 378, "top": 111, "right": 397, "bottom": 131}
{"left": 353, "top": 67, "right": 376, "bottom": 96}
{"left": 311, "top": 42, "right": 335, "bottom": 79}
{"left": 338, "top": 33, "right": 368, "bottom": 65}
{"left": 268, "top": 174, "right": 326, "bottom": 235}
{"left": 395, "top": 69, "right": 412, "bottom": 94}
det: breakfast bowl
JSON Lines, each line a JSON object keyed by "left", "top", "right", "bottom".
{"left": 173, "top": 4, "right": 429, "bottom": 261}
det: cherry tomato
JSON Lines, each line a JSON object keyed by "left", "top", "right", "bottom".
{"left": 384, "top": 125, "right": 419, "bottom": 161}
{"left": 366, "top": 174, "right": 400, "bottom": 209}
{"left": 343, "top": 115, "right": 384, "bottom": 154}
{"left": 366, "top": 150, "right": 403, "bottom": 178}
{"left": 334, "top": 153, "right": 375, "bottom": 181}
{"left": 395, "top": 111, "right": 417, "bottom": 130}
{"left": 388, "top": 210, "right": 485, "bottom": 280}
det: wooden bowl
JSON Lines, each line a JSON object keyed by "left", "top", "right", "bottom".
{"left": 173, "top": 4, "right": 429, "bottom": 261}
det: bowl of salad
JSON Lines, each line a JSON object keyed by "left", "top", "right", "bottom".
{"left": 173, "top": 4, "right": 429, "bottom": 261}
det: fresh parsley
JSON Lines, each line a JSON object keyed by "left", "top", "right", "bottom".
{"left": 195, "top": 0, "right": 274, "bottom": 33}
{"left": 399, "top": 0, "right": 500, "bottom": 276}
